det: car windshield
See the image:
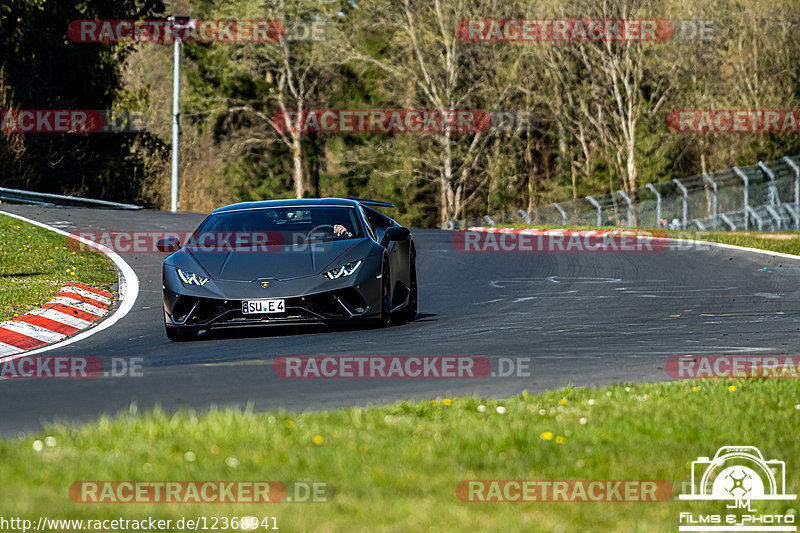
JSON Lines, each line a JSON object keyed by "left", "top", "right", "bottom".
{"left": 191, "top": 206, "right": 364, "bottom": 248}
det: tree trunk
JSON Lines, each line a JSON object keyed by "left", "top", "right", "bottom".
{"left": 291, "top": 132, "right": 303, "bottom": 199}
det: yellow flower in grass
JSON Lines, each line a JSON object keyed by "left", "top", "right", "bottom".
{"left": 559, "top": 398, "right": 567, "bottom": 405}
{"left": 728, "top": 385, "right": 736, "bottom": 392}
{"left": 430, "top": 400, "right": 438, "bottom": 405}
{"left": 540, "top": 431, "right": 554, "bottom": 441}
{"left": 555, "top": 436, "right": 566, "bottom": 444}
{"left": 312, "top": 435, "right": 324, "bottom": 445}
{"left": 285, "top": 420, "right": 294, "bottom": 429}
{"left": 442, "top": 399, "right": 452, "bottom": 406}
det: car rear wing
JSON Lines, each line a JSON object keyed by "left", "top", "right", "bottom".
{"left": 351, "top": 198, "right": 395, "bottom": 208}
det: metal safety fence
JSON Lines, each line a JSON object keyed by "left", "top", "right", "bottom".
{"left": 449, "top": 155, "right": 800, "bottom": 231}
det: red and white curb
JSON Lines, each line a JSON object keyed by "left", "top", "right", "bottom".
{"left": 0, "top": 211, "right": 140, "bottom": 362}
{"left": 0, "top": 283, "right": 113, "bottom": 356}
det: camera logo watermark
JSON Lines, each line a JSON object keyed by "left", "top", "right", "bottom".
{"left": 678, "top": 446, "right": 796, "bottom": 531}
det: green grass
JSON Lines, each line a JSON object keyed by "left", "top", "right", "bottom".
{"left": 494, "top": 224, "right": 800, "bottom": 256}
{"left": 1, "top": 381, "right": 797, "bottom": 531}
{"left": 1, "top": 220, "right": 798, "bottom": 530}
{"left": 0, "top": 214, "right": 117, "bottom": 321}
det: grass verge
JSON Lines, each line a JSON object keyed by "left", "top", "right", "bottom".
{"left": 0, "top": 380, "right": 797, "bottom": 531}
{"left": 0, "top": 213, "right": 117, "bottom": 321}
{"left": 1, "top": 223, "right": 797, "bottom": 531}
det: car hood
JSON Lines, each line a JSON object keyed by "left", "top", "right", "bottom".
{"left": 185, "top": 239, "right": 361, "bottom": 281}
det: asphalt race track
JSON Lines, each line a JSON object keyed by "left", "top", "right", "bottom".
{"left": 1, "top": 205, "right": 798, "bottom": 435}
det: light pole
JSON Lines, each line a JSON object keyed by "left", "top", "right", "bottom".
{"left": 168, "top": 16, "right": 194, "bottom": 213}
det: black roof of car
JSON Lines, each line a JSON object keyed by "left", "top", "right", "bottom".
{"left": 211, "top": 198, "right": 361, "bottom": 214}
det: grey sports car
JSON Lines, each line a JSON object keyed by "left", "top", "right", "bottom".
{"left": 157, "top": 198, "right": 417, "bottom": 341}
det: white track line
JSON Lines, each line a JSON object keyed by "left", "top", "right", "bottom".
{"left": 0, "top": 210, "right": 140, "bottom": 361}
{"left": 471, "top": 227, "right": 800, "bottom": 263}
{"left": 673, "top": 238, "right": 800, "bottom": 262}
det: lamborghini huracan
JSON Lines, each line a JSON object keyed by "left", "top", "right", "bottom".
{"left": 157, "top": 198, "right": 417, "bottom": 341}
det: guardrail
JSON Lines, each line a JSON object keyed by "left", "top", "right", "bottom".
{"left": 448, "top": 155, "right": 800, "bottom": 232}
{"left": 0, "top": 187, "right": 143, "bottom": 210}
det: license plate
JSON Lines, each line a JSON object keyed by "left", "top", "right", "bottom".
{"left": 242, "top": 299, "right": 285, "bottom": 314}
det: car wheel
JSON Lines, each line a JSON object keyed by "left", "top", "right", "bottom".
{"left": 396, "top": 253, "right": 417, "bottom": 323}
{"left": 375, "top": 260, "right": 392, "bottom": 327}
{"left": 165, "top": 325, "right": 198, "bottom": 342}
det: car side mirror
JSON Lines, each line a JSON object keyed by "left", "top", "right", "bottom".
{"left": 156, "top": 237, "right": 181, "bottom": 253}
{"left": 381, "top": 226, "right": 410, "bottom": 245}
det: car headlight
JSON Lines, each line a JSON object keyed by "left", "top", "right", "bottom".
{"left": 177, "top": 267, "right": 210, "bottom": 286}
{"left": 325, "top": 260, "right": 362, "bottom": 280}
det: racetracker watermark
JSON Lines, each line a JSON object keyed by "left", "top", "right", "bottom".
{"left": 69, "top": 481, "right": 332, "bottom": 503}
{"left": 0, "top": 110, "right": 145, "bottom": 133}
{"left": 68, "top": 231, "right": 287, "bottom": 254}
{"left": 68, "top": 20, "right": 285, "bottom": 43}
{"left": 667, "top": 356, "right": 800, "bottom": 379}
{"left": 0, "top": 356, "right": 143, "bottom": 379}
{"left": 272, "top": 109, "right": 538, "bottom": 134}
{"left": 275, "top": 356, "right": 490, "bottom": 379}
{"left": 273, "top": 110, "right": 492, "bottom": 133}
{"left": 457, "top": 19, "right": 721, "bottom": 42}
{"left": 456, "top": 480, "right": 674, "bottom": 502}
{"left": 66, "top": 231, "right": 384, "bottom": 254}
{"left": 452, "top": 229, "right": 671, "bottom": 253}
{"left": 274, "top": 356, "right": 535, "bottom": 379}
{"left": 667, "top": 110, "right": 800, "bottom": 133}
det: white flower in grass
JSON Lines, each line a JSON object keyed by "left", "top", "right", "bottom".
{"left": 587, "top": 399, "right": 595, "bottom": 406}
{"left": 45, "top": 436, "right": 56, "bottom": 447}
{"left": 32, "top": 440, "right": 44, "bottom": 452}
{"left": 579, "top": 417, "right": 588, "bottom": 425}
{"left": 184, "top": 451, "right": 196, "bottom": 462}
{"left": 496, "top": 406, "right": 507, "bottom": 415}
{"left": 477, "top": 404, "right": 487, "bottom": 413}
{"left": 226, "top": 456, "right": 240, "bottom": 469}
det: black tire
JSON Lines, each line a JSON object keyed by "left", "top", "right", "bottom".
{"left": 396, "top": 253, "right": 417, "bottom": 323}
{"left": 165, "top": 325, "right": 198, "bottom": 341}
{"left": 374, "top": 260, "right": 392, "bottom": 328}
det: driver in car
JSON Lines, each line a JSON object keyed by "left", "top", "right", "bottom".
{"left": 333, "top": 224, "right": 352, "bottom": 237}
